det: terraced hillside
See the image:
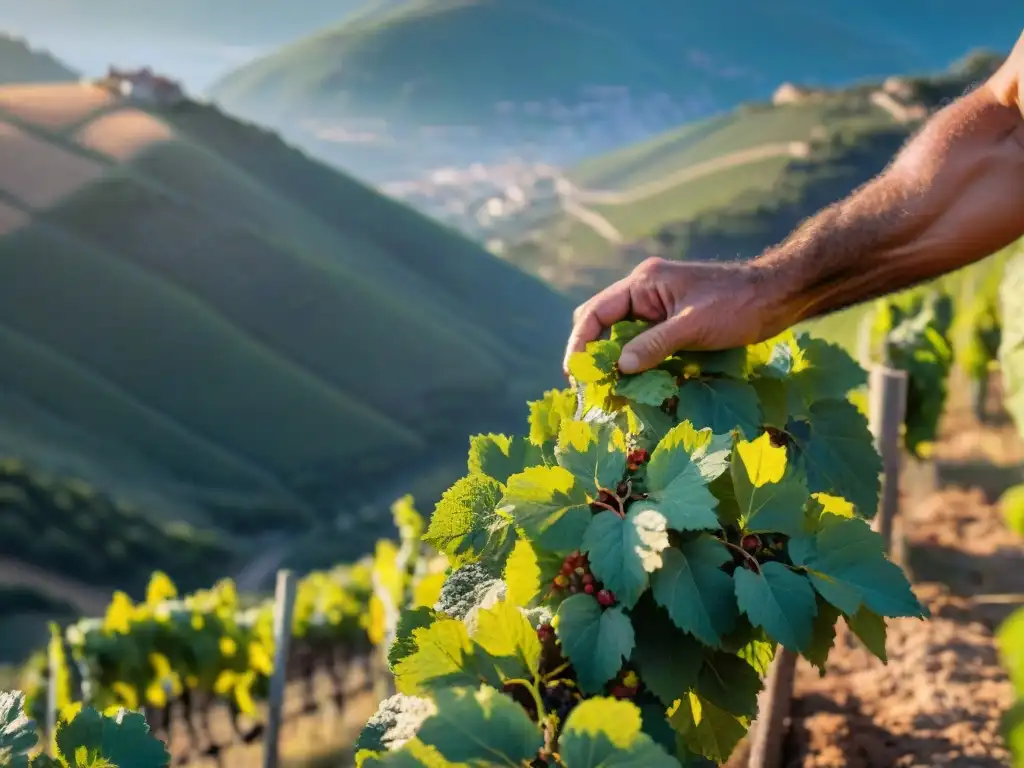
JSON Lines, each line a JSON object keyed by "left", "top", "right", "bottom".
{"left": 0, "top": 81, "right": 570, "bottom": 565}
{"left": 506, "top": 54, "right": 1005, "bottom": 304}
{"left": 0, "top": 32, "right": 77, "bottom": 83}
{"left": 206, "top": 0, "right": 1017, "bottom": 177}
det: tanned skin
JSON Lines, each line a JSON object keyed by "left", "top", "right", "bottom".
{"left": 564, "top": 31, "right": 1024, "bottom": 375}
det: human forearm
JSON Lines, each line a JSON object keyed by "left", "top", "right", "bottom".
{"left": 752, "top": 71, "right": 1024, "bottom": 326}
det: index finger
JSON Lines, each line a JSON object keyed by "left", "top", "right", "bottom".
{"left": 562, "top": 279, "right": 632, "bottom": 374}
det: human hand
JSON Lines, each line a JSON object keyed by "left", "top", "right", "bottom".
{"left": 563, "top": 257, "right": 795, "bottom": 375}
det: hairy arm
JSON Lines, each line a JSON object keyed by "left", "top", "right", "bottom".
{"left": 756, "top": 33, "right": 1024, "bottom": 325}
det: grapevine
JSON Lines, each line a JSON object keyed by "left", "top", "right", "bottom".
{"left": 999, "top": 486, "right": 1024, "bottom": 766}
{"left": 957, "top": 283, "right": 1002, "bottom": 422}
{"left": 357, "top": 322, "right": 925, "bottom": 766}
{"left": 0, "top": 689, "right": 169, "bottom": 767}
{"left": 866, "top": 288, "right": 954, "bottom": 458}
{"left": 21, "top": 563, "right": 376, "bottom": 729}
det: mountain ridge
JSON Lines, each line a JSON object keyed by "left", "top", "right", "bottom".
{"left": 206, "top": 1, "right": 1019, "bottom": 178}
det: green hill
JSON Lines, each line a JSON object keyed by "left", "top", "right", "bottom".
{"left": 206, "top": 0, "right": 1017, "bottom": 176}
{"left": 0, "top": 32, "right": 77, "bottom": 83}
{"left": 505, "top": 52, "right": 1006, "bottom": 318}
{"left": 0, "top": 80, "right": 571, "bottom": 571}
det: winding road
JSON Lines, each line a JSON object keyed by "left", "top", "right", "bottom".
{"left": 562, "top": 140, "right": 813, "bottom": 243}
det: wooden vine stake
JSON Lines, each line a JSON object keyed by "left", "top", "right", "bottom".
{"left": 263, "top": 569, "right": 297, "bottom": 768}
{"left": 748, "top": 364, "right": 907, "bottom": 768}
{"left": 45, "top": 635, "right": 59, "bottom": 756}
{"left": 868, "top": 365, "right": 909, "bottom": 559}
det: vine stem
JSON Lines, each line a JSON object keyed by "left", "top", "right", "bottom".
{"left": 543, "top": 661, "right": 571, "bottom": 681}
{"left": 505, "top": 677, "right": 545, "bottom": 719}
{"left": 590, "top": 499, "right": 624, "bottom": 518}
{"left": 722, "top": 541, "right": 761, "bottom": 574}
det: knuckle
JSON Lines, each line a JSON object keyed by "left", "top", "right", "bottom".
{"left": 635, "top": 256, "right": 669, "bottom": 280}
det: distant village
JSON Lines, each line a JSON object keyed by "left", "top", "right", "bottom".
{"left": 92, "top": 66, "right": 186, "bottom": 107}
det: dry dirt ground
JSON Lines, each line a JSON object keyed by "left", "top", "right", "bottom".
{"left": 782, "top": 379, "right": 1023, "bottom": 767}
{"left": 175, "top": 663, "right": 380, "bottom": 768}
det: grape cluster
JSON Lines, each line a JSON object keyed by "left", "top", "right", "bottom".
{"left": 608, "top": 669, "right": 640, "bottom": 700}
{"left": 626, "top": 448, "right": 648, "bottom": 472}
{"left": 551, "top": 551, "right": 616, "bottom": 606}
{"left": 541, "top": 679, "right": 579, "bottom": 722}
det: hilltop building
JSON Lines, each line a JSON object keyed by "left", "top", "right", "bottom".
{"left": 100, "top": 67, "right": 185, "bottom": 106}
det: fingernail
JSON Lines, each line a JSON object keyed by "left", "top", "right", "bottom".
{"left": 618, "top": 351, "right": 639, "bottom": 373}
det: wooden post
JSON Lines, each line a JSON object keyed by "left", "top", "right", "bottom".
{"left": 262, "top": 570, "right": 297, "bottom": 768}
{"left": 868, "top": 365, "right": 908, "bottom": 556}
{"left": 747, "top": 649, "right": 798, "bottom": 768}
{"left": 46, "top": 636, "right": 59, "bottom": 755}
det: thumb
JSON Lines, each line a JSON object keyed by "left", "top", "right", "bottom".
{"left": 618, "top": 314, "right": 692, "bottom": 374}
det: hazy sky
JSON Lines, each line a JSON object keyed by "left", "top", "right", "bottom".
{"left": 16, "top": 30, "right": 268, "bottom": 91}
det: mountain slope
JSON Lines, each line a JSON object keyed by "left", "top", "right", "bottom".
{"left": 503, "top": 52, "right": 1007, "bottom": 303}
{"left": 0, "top": 80, "right": 570, "bottom": 535}
{"left": 206, "top": 0, "right": 1018, "bottom": 175}
{"left": 0, "top": 32, "right": 77, "bottom": 83}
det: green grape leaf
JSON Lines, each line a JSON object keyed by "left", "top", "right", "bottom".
{"left": 388, "top": 607, "right": 436, "bottom": 672}
{"left": 1000, "top": 485, "right": 1024, "bottom": 538}
{"left": 54, "top": 707, "right": 170, "bottom": 768}
{"left": 631, "top": 599, "right": 706, "bottom": 707}
{"left": 582, "top": 508, "right": 670, "bottom": 609}
{"left": 503, "top": 538, "right": 540, "bottom": 607}
{"left": 670, "top": 422, "right": 732, "bottom": 482}
{"left": 560, "top": 698, "right": 679, "bottom": 768}
{"left": 556, "top": 594, "right": 635, "bottom": 693}
{"left": 847, "top": 606, "right": 888, "bottom": 663}
{"left": 1004, "top": 700, "right": 1024, "bottom": 766}
{"left": 650, "top": 537, "right": 738, "bottom": 647}
{"left": 529, "top": 388, "right": 577, "bottom": 447}
{"left": 610, "top": 320, "right": 650, "bottom": 345}
{"left": 670, "top": 693, "right": 748, "bottom": 764}
{"left": 788, "top": 516, "right": 925, "bottom": 619}
{"left": 569, "top": 340, "right": 621, "bottom": 383}
{"left": 675, "top": 379, "right": 760, "bottom": 438}
{"left": 803, "top": 597, "right": 841, "bottom": 673}
{"left": 624, "top": 403, "right": 676, "bottom": 452}
{"left": 696, "top": 652, "right": 763, "bottom": 719}
{"left": 788, "top": 336, "right": 867, "bottom": 413}
{"left": 0, "top": 691, "right": 37, "bottom": 767}
{"left": 644, "top": 424, "right": 723, "bottom": 531}
{"left": 470, "top": 601, "right": 542, "bottom": 678}
{"left": 500, "top": 466, "right": 591, "bottom": 553}
{"left": 752, "top": 378, "right": 789, "bottom": 429}
{"left": 357, "top": 739, "right": 452, "bottom": 767}
{"left": 424, "top": 474, "right": 504, "bottom": 564}
{"left": 788, "top": 399, "right": 882, "bottom": 518}
{"left": 674, "top": 348, "right": 750, "bottom": 379}
{"left": 394, "top": 618, "right": 497, "bottom": 695}
{"left": 731, "top": 433, "right": 809, "bottom": 537}
{"left": 734, "top": 562, "right": 817, "bottom": 652}
{"left": 747, "top": 336, "right": 795, "bottom": 377}
{"left": 555, "top": 421, "right": 628, "bottom": 493}
{"left": 468, "top": 434, "right": 542, "bottom": 486}
{"left": 735, "top": 636, "right": 776, "bottom": 676}
{"left": 639, "top": 701, "right": 680, "bottom": 757}
{"left": 415, "top": 686, "right": 543, "bottom": 765}
{"left": 615, "top": 370, "right": 679, "bottom": 406}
